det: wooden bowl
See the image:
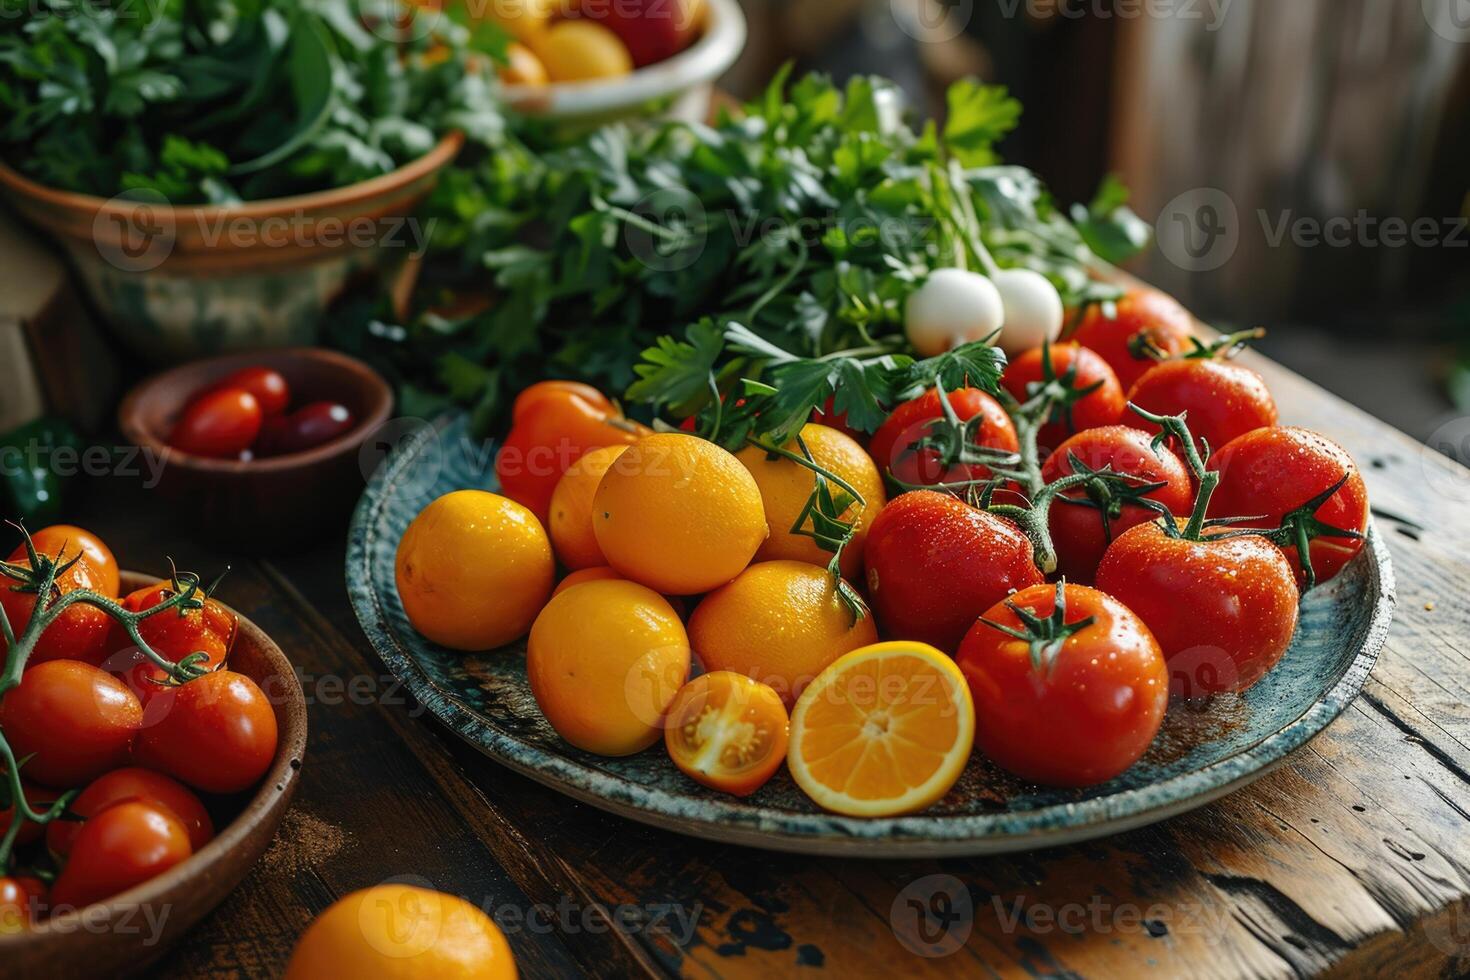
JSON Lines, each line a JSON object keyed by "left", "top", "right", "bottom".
{"left": 0, "top": 571, "right": 307, "bottom": 977}
{"left": 118, "top": 348, "right": 393, "bottom": 555}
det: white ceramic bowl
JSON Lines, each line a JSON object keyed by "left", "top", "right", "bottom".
{"left": 500, "top": 0, "right": 747, "bottom": 127}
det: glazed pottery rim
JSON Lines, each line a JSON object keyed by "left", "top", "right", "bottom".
{"left": 0, "top": 570, "right": 306, "bottom": 941}
{"left": 0, "top": 131, "right": 463, "bottom": 224}
{"left": 118, "top": 347, "right": 394, "bottom": 476}
{"left": 345, "top": 412, "right": 1396, "bottom": 857}
{"left": 500, "top": 0, "right": 747, "bottom": 116}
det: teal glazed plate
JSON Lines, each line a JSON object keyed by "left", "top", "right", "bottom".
{"left": 346, "top": 414, "right": 1396, "bottom": 857}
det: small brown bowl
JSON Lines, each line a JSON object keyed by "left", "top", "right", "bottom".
{"left": 119, "top": 348, "right": 393, "bottom": 554}
{"left": 0, "top": 571, "right": 307, "bottom": 978}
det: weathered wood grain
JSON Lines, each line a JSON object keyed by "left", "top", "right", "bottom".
{"left": 43, "top": 343, "right": 1470, "bottom": 979}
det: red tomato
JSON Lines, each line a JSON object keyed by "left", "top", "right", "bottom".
{"left": 132, "top": 670, "right": 278, "bottom": 794}
{"left": 46, "top": 767, "right": 214, "bottom": 858}
{"left": 1096, "top": 522, "right": 1299, "bottom": 696}
{"left": 868, "top": 387, "right": 1019, "bottom": 490}
{"left": 1068, "top": 289, "right": 1195, "bottom": 389}
{"left": 205, "top": 367, "right": 290, "bottom": 417}
{"left": 864, "top": 490, "right": 1044, "bottom": 653}
{"left": 0, "top": 777, "right": 61, "bottom": 846}
{"left": 0, "top": 557, "right": 113, "bottom": 667}
{"left": 495, "top": 381, "right": 652, "bottom": 525}
{"left": 270, "top": 401, "right": 357, "bottom": 456}
{"left": 957, "top": 583, "right": 1168, "bottom": 786}
{"left": 578, "top": 0, "right": 701, "bottom": 67}
{"left": 1125, "top": 360, "right": 1277, "bottom": 459}
{"left": 169, "top": 388, "right": 262, "bottom": 459}
{"left": 1002, "top": 343, "right": 1126, "bottom": 452}
{"left": 1208, "top": 427, "right": 1369, "bottom": 587}
{"left": 664, "top": 672, "right": 789, "bottom": 797}
{"left": 49, "top": 801, "right": 192, "bottom": 911}
{"left": 106, "top": 582, "right": 236, "bottom": 701}
{"left": 1040, "top": 426, "right": 1193, "bottom": 584}
{"left": 0, "top": 876, "right": 46, "bottom": 934}
{"left": 8, "top": 525, "right": 119, "bottom": 598}
{"left": 0, "top": 661, "right": 142, "bottom": 788}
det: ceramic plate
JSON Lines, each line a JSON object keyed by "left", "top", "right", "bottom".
{"left": 346, "top": 414, "right": 1395, "bottom": 857}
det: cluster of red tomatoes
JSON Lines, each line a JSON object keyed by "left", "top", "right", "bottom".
{"left": 0, "top": 525, "right": 278, "bottom": 929}
{"left": 169, "top": 365, "right": 357, "bottom": 461}
{"left": 855, "top": 288, "right": 1369, "bottom": 787}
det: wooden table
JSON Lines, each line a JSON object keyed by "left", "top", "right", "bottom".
{"left": 60, "top": 349, "right": 1470, "bottom": 979}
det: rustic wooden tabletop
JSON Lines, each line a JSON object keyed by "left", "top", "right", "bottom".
{"left": 62, "top": 348, "right": 1470, "bottom": 980}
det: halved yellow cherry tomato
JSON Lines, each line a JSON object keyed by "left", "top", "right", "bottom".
{"left": 664, "top": 672, "right": 789, "bottom": 797}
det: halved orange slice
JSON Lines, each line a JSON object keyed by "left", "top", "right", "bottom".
{"left": 787, "top": 641, "right": 975, "bottom": 817}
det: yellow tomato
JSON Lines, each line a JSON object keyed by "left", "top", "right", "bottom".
{"left": 528, "top": 579, "right": 690, "bottom": 756}
{"left": 736, "top": 424, "right": 886, "bottom": 581}
{"left": 688, "top": 560, "right": 877, "bottom": 705}
{"left": 534, "top": 20, "right": 634, "bottom": 83}
{"left": 593, "top": 433, "right": 768, "bottom": 595}
{"left": 284, "top": 884, "right": 516, "bottom": 980}
{"left": 498, "top": 42, "right": 549, "bottom": 86}
{"left": 395, "top": 490, "right": 554, "bottom": 651}
{"left": 549, "top": 444, "right": 628, "bottom": 570}
{"left": 665, "top": 672, "right": 788, "bottom": 797}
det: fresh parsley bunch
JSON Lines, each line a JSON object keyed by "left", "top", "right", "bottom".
{"left": 0, "top": 0, "right": 504, "bottom": 204}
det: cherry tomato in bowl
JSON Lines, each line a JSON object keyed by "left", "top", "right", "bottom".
{"left": 168, "top": 387, "right": 263, "bottom": 459}
{"left": 7, "top": 525, "right": 120, "bottom": 598}
{"left": 132, "top": 669, "right": 278, "bottom": 794}
{"left": 664, "top": 672, "right": 789, "bottom": 797}
{"left": 264, "top": 401, "right": 358, "bottom": 457}
{"left": 0, "top": 876, "right": 46, "bottom": 934}
{"left": 46, "top": 767, "right": 214, "bottom": 858}
{"left": 0, "top": 660, "right": 143, "bottom": 788}
{"left": 0, "top": 556, "right": 113, "bottom": 667}
{"left": 49, "top": 800, "right": 193, "bottom": 912}
{"left": 202, "top": 367, "right": 290, "bottom": 417}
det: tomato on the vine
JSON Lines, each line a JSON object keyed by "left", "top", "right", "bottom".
{"left": 7, "top": 525, "right": 119, "bottom": 598}
{"left": 664, "top": 672, "right": 789, "bottom": 797}
{"left": 0, "top": 876, "right": 45, "bottom": 934}
{"left": 1068, "top": 289, "right": 1195, "bottom": 389}
{"left": 47, "top": 767, "right": 214, "bottom": 857}
{"left": 1002, "top": 343, "right": 1126, "bottom": 451}
{"left": 0, "top": 660, "right": 142, "bottom": 788}
{"left": 107, "top": 581, "right": 236, "bottom": 699}
{"left": 169, "top": 387, "right": 263, "bottom": 459}
{"left": 1096, "top": 522, "right": 1299, "bottom": 696}
{"left": 132, "top": 670, "right": 278, "bottom": 794}
{"left": 1040, "top": 426, "right": 1193, "bottom": 583}
{"left": 1208, "top": 426, "right": 1369, "bottom": 587}
{"left": 49, "top": 801, "right": 192, "bottom": 911}
{"left": 957, "top": 583, "right": 1168, "bottom": 786}
{"left": 1126, "top": 359, "right": 1277, "bottom": 459}
{"left": 864, "top": 490, "right": 1044, "bottom": 653}
{"left": 868, "top": 387, "right": 1018, "bottom": 490}
{"left": 0, "top": 556, "right": 113, "bottom": 667}
{"left": 494, "top": 381, "right": 652, "bottom": 525}
{"left": 0, "top": 776, "right": 59, "bottom": 846}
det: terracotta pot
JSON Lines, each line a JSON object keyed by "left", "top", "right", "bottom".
{"left": 0, "top": 572, "right": 307, "bottom": 978}
{"left": 118, "top": 348, "right": 394, "bottom": 555}
{"left": 0, "top": 133, "right": 462, "bottom": 362}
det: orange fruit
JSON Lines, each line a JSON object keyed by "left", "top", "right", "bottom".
{"left": 688, "top": 560, "right": 877, "bottom": 705}
{"left": 549, "top": 444, "right": 628, "bottom": 570}
{"left": 736, "top": 424, "right": 885, "bottom": 580}
{"left": 284, "top": 884, "right": 516, "bottom": 980}
{"left": 498, "top": 42, "right": 549, "bottom": 86}
{"left": 665, "top": 672, "right": 789, "bottom": 797}
{"left": 787, "top": 641, "right": 975, "bottom": 817}
{"left": 528, "top": 579, "right": 690, "bottom": 756}
{"left": 395, "top": 490, "right": 554, "bottom": 651}
{"left": 593, "top": 433, "right": 768, "bottom": 595}
{"left": 535, "top": 20, "right": 633, "bottom": 82}
{"left": 553, "top": 566, "right": 623, "bottom": 596}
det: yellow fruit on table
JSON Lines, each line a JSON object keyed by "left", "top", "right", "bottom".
{"left": 395, "top": 490, "right": 554, "bottom": 651}
{"left": 688, "top": 560, "right": 877, "bottom": 705}
{"left": 528, "top": 579, "right": 690, "bottom": 756}
{"left": 284, "top": 884, "right": 516, "bottom": 980}
{"left": 593, "top": 433, "right": 768, "bottom": 595}
{"left": 534, "top": 20, "right": 634, "bottom": 83}
{"left": 498, "top": 42, "right": 549, "bottom": 86}
{"left": 736, "top": 424, "right": 886, "bottom": 580}
{"left": 787, "top": 641, "right": 975, "bottom": 818}
{"left": 549, "top": 444, "right": 628, "bottom": 570}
